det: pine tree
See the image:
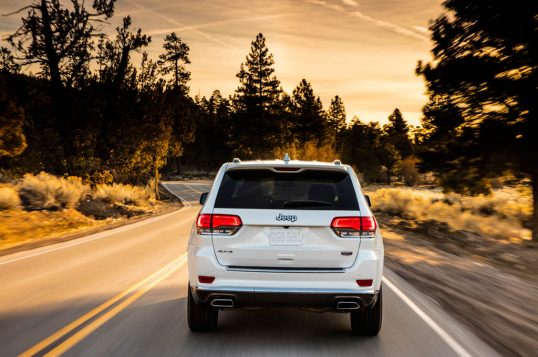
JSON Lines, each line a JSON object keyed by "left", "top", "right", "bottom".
{"left": 290, "top": 79, "right": 325, "bottom": 145}
{"left": 232, "top": 33, "right": 282, "bottom": 158}
{"left": 383, "top": 108, "right": 413, "bottom": 159}
{"left": 326, "top": 95, "right": 346, "bottom": 150}
{"left": 158, "top": 32, "right": 191, "bottom": 93}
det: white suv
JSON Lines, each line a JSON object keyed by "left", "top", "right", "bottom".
{"left": 187, "top": 157, "right": 384, "bottom": 335}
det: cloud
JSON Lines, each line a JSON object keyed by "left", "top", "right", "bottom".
{"left": 341, "top": 0, "right": 358, "bottom": 7}
{"left": 306, "top": 0, "right": 428, "bottom": 41}
{"left": 124, "top": 0, "right": 239, "bottom": 50}
{"left": 412, "top": 25, "right": 429, "bottom": 34}
{"left": 351, "top": 11, "right": 428, "bottom": 41}
{"left": 307, "top": 0, "right": 344, "bottom": 12}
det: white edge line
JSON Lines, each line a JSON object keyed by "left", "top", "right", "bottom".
{"left": 383, "top": 276, "right": 473, "bottom": 357}
{"left": 0, "top": 191, "right": 193, "bottom": 267}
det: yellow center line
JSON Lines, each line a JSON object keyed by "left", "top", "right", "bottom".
{"left": 19, "top": 253, "right": 188, "bottom": 357}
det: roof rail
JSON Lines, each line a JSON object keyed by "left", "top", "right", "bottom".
{"left": 232, "top": 158, "right": 241, "bottom": 163}
{"left": 333, "top": 160, "right": 342, "bottom": 165}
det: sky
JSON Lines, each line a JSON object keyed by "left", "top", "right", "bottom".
{"left": 0, "top": 0, "right": 444, "bottom": 125}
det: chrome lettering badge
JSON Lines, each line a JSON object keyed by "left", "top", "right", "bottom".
{"left": 275, "top": 213, "right": 298, "bottom": 222}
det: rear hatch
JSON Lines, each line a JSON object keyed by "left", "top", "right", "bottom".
{"left": 211, "top": 168, "right": 361, "bottom": 269}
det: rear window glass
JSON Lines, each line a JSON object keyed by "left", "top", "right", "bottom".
{"left": 214, "top": 169, "right": 359, "bottom": 210}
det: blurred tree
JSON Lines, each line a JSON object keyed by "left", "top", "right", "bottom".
{"left": 326, "top": 95, "right": 346, "bottom": 150}
{"left": 158, "top": 33, "right": 191, "bottom": 93}
{"left": 383, "top": 108, "right": 413, "bottom": 159}
{"left": 6, "top": 0, "right": 115, "bottom": 89}
{"left": 0, "top": 79, "right": 27, "bottom": 157}
{"left": 416, "top": 0, "right": 538, "bottom": 240}
{"left": 232, "top": 33, "right": 283, "bottom": 158}
{"left": 290, "top": 79, "right": 326, "bottom": 145}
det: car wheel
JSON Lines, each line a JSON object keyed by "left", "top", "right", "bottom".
{"left": 350, "top": 287, "right": 382, "bottom": 336}
{"left": 187, "top": 283, "right": 218, "bottom": 332}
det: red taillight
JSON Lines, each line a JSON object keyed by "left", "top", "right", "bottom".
{"left": 198, "top": 275, "right": 215, "bottom": 284}
{"left": 331, "top": 216, "right": 377, "bottom": 238}
{"left": 196, "top": 214, "right": 242, "bottom": 235}
{"left": 356, "top": 279, "right": 373, "bottom": 287}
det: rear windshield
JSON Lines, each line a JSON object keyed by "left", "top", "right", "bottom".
{"left": 214, "top": 169, "right": 359, "bottom": 210}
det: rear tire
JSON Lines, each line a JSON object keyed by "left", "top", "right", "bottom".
{"left": 188, "top": 283, "right": 218, "bottom": 332}
{"left": 350, "top": 287, "right": 382, "bottom": 336}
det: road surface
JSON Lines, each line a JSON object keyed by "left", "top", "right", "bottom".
{"left": 0, "top": 181, "right": 499, "bottom": 357}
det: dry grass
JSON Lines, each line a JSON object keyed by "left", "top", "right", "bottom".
{"left": 94, "top": 183, "right": 154, "bottom": 206}
{"left": 0, "top": 208, "right": 100, "bottom": 250}
{"left": 368, "top": 186, "right": 532, "bottom": 241}
{"left": 18, "top": 172, "right": 89, "bottom": 210}
{"left": 0, "top": 185, "right": 21, "bottom": 210}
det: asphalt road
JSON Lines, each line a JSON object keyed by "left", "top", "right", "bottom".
{"left": 0, "top": 181, "right": 500, "bottom": 357}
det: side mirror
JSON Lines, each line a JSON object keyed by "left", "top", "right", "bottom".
{"left": 199, "top": 192, "right": 209, "bottom": 205}
{"left": 364, "top": 195, "right": 372, "bottom": 208}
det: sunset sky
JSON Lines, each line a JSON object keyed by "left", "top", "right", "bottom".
{"left": 0, "top": 0, "right": 443, "bottom": 125}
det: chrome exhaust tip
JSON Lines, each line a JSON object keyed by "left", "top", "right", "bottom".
{"left": 336, "top": 301, "right": 360, "bottom": 310}
{"left": 210, "top": 298, "right": 234, "bottom": 308}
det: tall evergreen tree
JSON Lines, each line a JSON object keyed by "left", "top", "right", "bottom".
{"left": 326, "top": 95, "right": 346, "bottom": 150}
{"left": 383, "top": 108, "right": 413, "bottom": 158}
{"left": 232, "top": 33, "right": 282, "bottom": 158}
{"left": 158, "top": 32, "right": 190, "bottom": 93}
{"left": 417, "top": 0, "right": 538, "bottom": 240}
{"left": 290, "top": 79, "right": 325, "bottom": 145}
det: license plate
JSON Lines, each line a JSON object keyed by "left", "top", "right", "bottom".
{"left": 269, "top": 229, "right": 303, "bottom": 246}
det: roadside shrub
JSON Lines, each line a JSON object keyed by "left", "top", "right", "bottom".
{"left": 18, "top": 172, "right": 88, "bottom": 210}
{"left": 0, "top": 186, "right": 21, "bottom": 210}
{"left": 94, "top": 183, "right": 151, "bottom": 206}
{"left": 368, "top": 187, "right": 531, "bottom": 241}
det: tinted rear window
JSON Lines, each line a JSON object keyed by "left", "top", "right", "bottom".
{"left": 214, "top": 169, "right": 359, "bottom": 210}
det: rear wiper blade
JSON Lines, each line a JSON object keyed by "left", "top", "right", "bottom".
{"left": 283, "top": 200, "right": 331, "bottom": 207}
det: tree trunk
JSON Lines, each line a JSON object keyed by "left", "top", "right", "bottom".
{"left": 154, "top": 156, "right": 160, "bottom": 201}
{"left": 531, "top": 171, "right": 538, "bottom": 243}
{"left": 40, "top": 0, "right": 62, "bottom": 90}
{"left": 386, "top": 169, "right": 391, "bottom": 185}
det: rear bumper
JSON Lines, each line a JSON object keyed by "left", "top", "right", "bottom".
{"left": 192, "top": 285, "right": 379, "bottom": 309}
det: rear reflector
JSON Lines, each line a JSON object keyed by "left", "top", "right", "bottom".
{"left": 198, "top": 276, "right": 215, "bottom": 284}
{"left": 196, "top": 214, "right": 242, "bottom": 235}
{"left": 356, "top": 279, "right": 373, "bottom": 287}
{"left": 331, "top": 216, "right": 377, "bottom": 238}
